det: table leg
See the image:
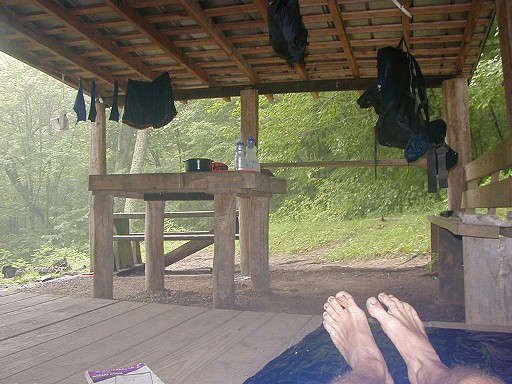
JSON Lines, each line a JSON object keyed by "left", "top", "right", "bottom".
{"left": 213, "top": 193, "right": 237, "bottom": 309}
{"left": 92, "top": 193, "right": 114, "bottom": 299}
{"left": 437, "top": 226, "right": 464, "bottom": 305}
{"left": 249, "top": 196, "right": 271, "bottom": 292}
{"left": 238, "top": 196, "right": 251, "bottom": 276}
{"left": 145, "top": 200, "right": 165, "bottom": 291}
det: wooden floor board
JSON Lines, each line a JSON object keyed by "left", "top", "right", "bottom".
{"left": 0, "top": 300, "right": 148, "bottom": 357}
{"left": 122, "top": 310, "right": 279, "bottom": 383}
{"left": 0, "top": 293, "right": 63, "bottom": 315}
{"left": 0, "top": 296, "right": 118, "bottom": 341}
{"left": 2, "top": 302, "right": 191, "bottom": 381}
{"left": 1, "top": 294, "right": 322, "bottom": 384}
{"left": 183, "top": 312, "right": 321, "bottom": 383}
{"left": 0, "top": 291, "right": 39, "bottom": 303}
{"left": 54, "top": 308, "right": 245, "bottom": 383}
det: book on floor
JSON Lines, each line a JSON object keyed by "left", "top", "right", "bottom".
{"left": 85, "top": 362, "right": 164, "bottom": 384}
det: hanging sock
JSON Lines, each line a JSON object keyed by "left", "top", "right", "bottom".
{"left": 73, "top": 78, "right": 87, "bottom": 123}
{"left": 122, "top": 72, "right": 177, "bottom": 129}
{"left": 88, "top": 80, "right": 97, "bottom": 121}
{"left": 109, "top": 80, "right": 120, "bottom": 122}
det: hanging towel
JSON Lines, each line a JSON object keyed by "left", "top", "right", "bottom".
{"left": 109, "top": 80, "right": 120, "bottom": 122}
{"left": 88, "top": 80, "right": 97, "bottom": 121}
{"left": 122, "top": 72, "right": 177, "bottom": 129}
{"left": 73, "top": 78, "right": 86, "bottom": 123}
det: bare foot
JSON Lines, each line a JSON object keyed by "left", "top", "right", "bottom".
{"left": 323, "top": 291, "right": 394, "bottom": 384}
{"left": 366, "top": 293, "right": 450, "bottom": 384}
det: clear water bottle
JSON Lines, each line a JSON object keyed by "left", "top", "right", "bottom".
{"left": 235, "top": 141, "right": 245, "bottom": 170}
{"left": 245, "top": 136, "right": 260, "bottom": 172}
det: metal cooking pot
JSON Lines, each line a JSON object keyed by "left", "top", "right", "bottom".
{"left": 184, "top": 158, "right": 213, "bottom": 172}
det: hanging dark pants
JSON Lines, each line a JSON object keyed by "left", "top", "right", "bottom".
{"left": 122, "top": 72, "right": 177, "bottom": 129}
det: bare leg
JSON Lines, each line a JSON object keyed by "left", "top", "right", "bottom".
{"left": 323, "top": 291, "right": 394, "bottom": 384}
{"left": 367, "top": 293, "right": 504, "bottom": 384}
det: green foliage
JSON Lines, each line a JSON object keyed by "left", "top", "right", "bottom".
{"left": 469, "top": 20, "right": 507, "bottom": 156}
{"left": 269, "top": 213, "right": 432, "bottom": 261}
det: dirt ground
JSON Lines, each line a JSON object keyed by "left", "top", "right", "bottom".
{"left": 15, "top": 250, "right": 464, "bottom": 323}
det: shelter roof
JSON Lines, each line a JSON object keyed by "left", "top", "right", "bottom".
{"left": 0, "top": 0, "right": 496, "bottom": 102}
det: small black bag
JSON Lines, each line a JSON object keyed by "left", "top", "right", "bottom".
{"left": 268, "top": 0, "right": 308, "bottom": 66}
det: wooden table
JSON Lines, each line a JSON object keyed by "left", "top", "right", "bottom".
{"left": 89, "top": 172, "right": 286, "bottom": 309}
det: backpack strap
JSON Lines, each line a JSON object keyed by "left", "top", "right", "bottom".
{"left": 410, "top": 55, "right": 429, "bottom": 123}
{"left": 426, "top": 147, "right": 438, "bottom": 193}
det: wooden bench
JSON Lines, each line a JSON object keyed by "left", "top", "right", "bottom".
{"left": 428, "top": 136, "right": 512, "bottom": 326}
{"left": 112, "top": 210, "right": 239, "bottom": 271}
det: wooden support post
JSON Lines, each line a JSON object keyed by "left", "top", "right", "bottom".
{"left": 464, "top": 236, "right": 512, "bottom": 326}
{"left": 240, "top": 88, "right": 259, "bottom": 143}
{"left": 239, "top": 88, "right": 259, "bottom": 276}
{"left": 238, "top": 197, "right": 252, "bottom": 276}
{"left": 442, "top": 78, "right": 471, "bottom": 211}
{"left": 249, "top": 196, "right": 272, "bottom": 292}
{"left": 89, "top": 101, "right": 107, "bottom": 273}
{"left": 496, "top": 0, "right": 512, "bottom": 135}
{"left": 145, "top": 200, "right": 165, "bottom": 291}
{"left": 93, "top": 192, "right": 114, "bottom": 299}
{"left": 213, "top": 193, "right": 237, "bottom": 309}
{"left": 437, "top": 226, "right": 465, "bottom": 306}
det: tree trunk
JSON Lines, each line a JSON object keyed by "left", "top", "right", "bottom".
{"left": 114, "top": 123, "right": 136, "bottom": 211}
{"left": 124, "top": 129, "right": 149, "bottom": 214}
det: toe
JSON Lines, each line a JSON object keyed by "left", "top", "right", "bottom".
{"left": 335, "top": 291, "right": 360, "bottom": 312}
{"left": 325, "top": 296, "right": 347, "bottom": 317}
{"left": 366, "top": 296, "right": 389, "bottom": 321}
{"left": 378, "top": 292, "right": 400, "bottom": 311}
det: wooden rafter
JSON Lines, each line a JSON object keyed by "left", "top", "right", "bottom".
{"left": 0, "top": 6, "right": 122, "bottom": 92}
{"left": 327, "top": 0, "right": 360, "bottom": 78}
{"left": 456, "top": 0, "right": 484, "bottom": 74}
{"left": 31, "top": 0, "right": 155, "bottom": 81}
{"left": 104, "top": 0, "right": 213, "bottom": 86}
{"left": 177, "top": 0, "right": 260, "bottom": 84}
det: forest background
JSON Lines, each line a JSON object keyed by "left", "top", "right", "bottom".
{"left": 0, "top": 23, "right": 508, "bottom": 282}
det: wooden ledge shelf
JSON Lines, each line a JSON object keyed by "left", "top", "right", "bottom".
{"left": 427, "top": 215, "right": 506, "bottom": 239}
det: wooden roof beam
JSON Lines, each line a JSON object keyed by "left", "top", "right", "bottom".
{"left": 327, "top": 0, "right": 360, "bottom": 78}
{"left": 456, "top": 0, "right": 484, "bottom": 75}
{"left": 31, "top": 0, "right": 155, "bottom": 81}
{"left": 177, "top": 0, "right": 260, "bottom": 84}
{"left": 105, "top": 0, "right": 213, "bottom": 86}
{"left": 0, "top": 6, "right": 123, "bottom": 92}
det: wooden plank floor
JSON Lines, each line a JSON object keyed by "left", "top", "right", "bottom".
{"left": 0, "top": 291, "right": 322, "bottom": 384}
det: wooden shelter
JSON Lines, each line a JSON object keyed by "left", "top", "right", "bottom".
{"left": 1, "top": 1, "right": 511, "bottom": 306}
{"left": 1, "top": 0, "right": 511, "bottom": 198}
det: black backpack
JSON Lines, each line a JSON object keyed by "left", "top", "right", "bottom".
{"left": 357, "top": 42, "right": 458, "bottom": 191}
{"left": 267, "top": 0, "right": 308, "bottom": 66}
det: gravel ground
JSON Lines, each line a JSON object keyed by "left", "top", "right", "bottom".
{"left": 5, "top": 250, "right": 464, "bottom": 322}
